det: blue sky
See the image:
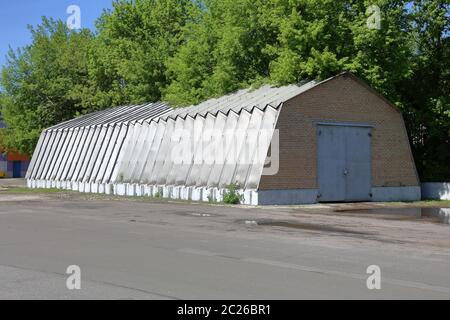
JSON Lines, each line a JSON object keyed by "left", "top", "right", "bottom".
{"left": 0, "top": 0, "right": 113, "bottom": 67}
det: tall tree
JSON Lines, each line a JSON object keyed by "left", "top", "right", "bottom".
{"left": 0, "top": 18, "right": 93, "bottom": 155}
{"left": 165, "top": 0, "right": 415, "bottom": 105}
{"left": 400, "top": 0, "right": 449, "bottom": 181}
{"left": 164, "top": 0, "right": 279, "bottom": 105}
{"left": 79, "top": 0, "right": 193, "bottom": 111}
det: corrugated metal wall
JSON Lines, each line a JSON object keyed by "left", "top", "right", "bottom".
{"left": 26, "top": 82, "right": 316, "bottom": 203}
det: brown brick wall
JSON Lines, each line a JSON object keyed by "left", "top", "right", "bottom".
{"left": 259, "top": 74, "right": 419, "bottom": 190}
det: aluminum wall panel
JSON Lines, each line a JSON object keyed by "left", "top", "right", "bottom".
{"left": 45, "top": 130, "right": 69, "bottom": 181}
{"left": 174, "top": 116, "right": 195, "bottom": 186}
{"left": 102, "top": 124, "right": 128, "bottom": 184}
{"left": 29, "top": 131, "right": 50, "bottom": 179}
{"left": 233, "top": 109, "right": 265, "bottom": 187}
{"left": 26, "top": 132, "right": 46, "bottom": 179}
{"left": 165, "top": 118, "right": 187, "bottom": 186}
{"left": 89, "top": 126, "right": 115, "bottom": 183}
{"left": 111, "top": 123, "right": 137, "bottom": 183}
{"left": 52, "top": 129, "right": 76, "bottom": 181}
{"left": 151, "top": 119, "right": 175, "bottom": 185}
{"left": 218, "top": 110, "right": 252, "bottom": 188}
{"left": 34, "top": 131, "right": 57, "bottom": 180}
{"left": 139, "top": 121, "right": 167, "bottom": 184}
{"left": 121, "top": 123, "right": 145, "bottom": 182}
{"left": 71, "top": 127, "right": 96, "bottom": 182}
{"left": 207, "top": 112, "right": 239, "bottom": 187}
{"left": 198, "top": 113, "right": 227, "bottom": 187}
{"left": 82, "top": 126, "right": 107, "bottom": 182}
{"left": 127, "top": 122, "right": 151, "bottom": 183}
{"left": 61, "top": 128, "right": 86, "bottom": 181}
{"left": 246, "top": 107, "right": 278, "bottom": 189}
{"left": 74, "top": 127, "right": 101, "bottom": 182}
{"left": 95, "top": 125, "right": 121, "bottom": 183}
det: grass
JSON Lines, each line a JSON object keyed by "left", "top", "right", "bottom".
{"left": 0, "top": 187, "right": 66, "bottom": 194}
{"left": 0, "top": 186, "right": 205, "bottom": 205}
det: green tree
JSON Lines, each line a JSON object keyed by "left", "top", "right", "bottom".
{"left": 80, "top": 0, "right": 193, "bottom": 111}
{"left": 165, "top": 0, "right": 415, "bottom": 105}
{"left": 399, "top": 0, "right": 449, "bottom": 181}
{"left": 0, "top": 18, "right": 93, "bottom": 155}
{"left": 164, "top": 0, "right": 279, "bottom": 105}
{"left": 0, "top": 0, "right": 448, "bottom": 180}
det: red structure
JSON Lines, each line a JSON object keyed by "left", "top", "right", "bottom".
{"left": 0, "top": 114, "right": 30, "bottom": 178}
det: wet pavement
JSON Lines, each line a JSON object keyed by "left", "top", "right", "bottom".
{"left": 0, "top": 189, "right": 449, "bottom": 299}
{"left": 334, "top": 207, "right": 450, "bottom": 225}
{"left": 241, "top": 219, "right": 372, "bottom": 235}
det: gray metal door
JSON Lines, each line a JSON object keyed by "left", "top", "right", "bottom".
{"left": 317, "top": 125, "right": 372, "bottom": 202}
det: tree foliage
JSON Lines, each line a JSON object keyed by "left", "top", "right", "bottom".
{"left": 79, "top": 0, "right": 193, "bottom": 111}
{"left": 0, "top": 0, "right": 448, "bottom": 180}
{"left": 0, "top": 17, "right": 93, "bottom": 154}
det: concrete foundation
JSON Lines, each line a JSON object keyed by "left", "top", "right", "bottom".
{"left": 421, "top": 183, "right": 450, "bottom": 200}
{"left": 371, "top": 186, "right": 421, "bottom": 202}
{"left": 27, "top": 179, "right": 259, "bottom": 205}
{"left": 258, "top": 189, "right": 318, "bottom": 205}
{"left": 27, "top": 180, "right": 423, "bottom": 205}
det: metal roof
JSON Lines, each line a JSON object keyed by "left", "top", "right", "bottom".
{"left": 49, "top": 102, "right": 173, "bottom": 131}
{"left": 159, "top": 80, "right": 317, "bottom": 121}
{"left": 47, "top": 80, "right": 317, "bottom": 131}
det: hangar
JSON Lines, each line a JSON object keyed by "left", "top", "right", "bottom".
{"left": 26, "top": 73, "right": 421, "bottom": 205}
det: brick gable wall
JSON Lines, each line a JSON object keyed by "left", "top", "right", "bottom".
{"left": 259, "top": 74, "right": 419, "bottom": 190}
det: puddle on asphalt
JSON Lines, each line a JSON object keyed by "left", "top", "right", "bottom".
{"left": 239, "top": 219, "right": 370, "bottom": 235}
{"left": 334, "top": 207, "right": 450, "bottom": 225}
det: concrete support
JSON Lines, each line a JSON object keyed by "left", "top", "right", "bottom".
{"left": 421, "top": 183, "right": 450, "bottom": 200}
{"left": 371, "top": 186, "right": 421, "bottom": 202}
{"left": 258, "top": 189, "right": 318, "bottom": 205}
{"left": 27, "top": 179, "right": 423, "bottom": 205}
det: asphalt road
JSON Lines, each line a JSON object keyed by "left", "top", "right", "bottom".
{"left": 0, "top": 187, "right": 449, "bottom": 299}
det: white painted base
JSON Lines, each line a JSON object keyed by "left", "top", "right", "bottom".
{"left": 26, "top": 180, "right": 422, "bottom": 205}
{"left": 26, "top": 179, "right": 259, "bottom": 205}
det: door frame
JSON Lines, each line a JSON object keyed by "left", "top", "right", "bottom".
{"left": 315, "top": 121, "right": 374, "bottom": 202}
{"left": 316, "top": 121, "right": 375, "bottom": 129}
